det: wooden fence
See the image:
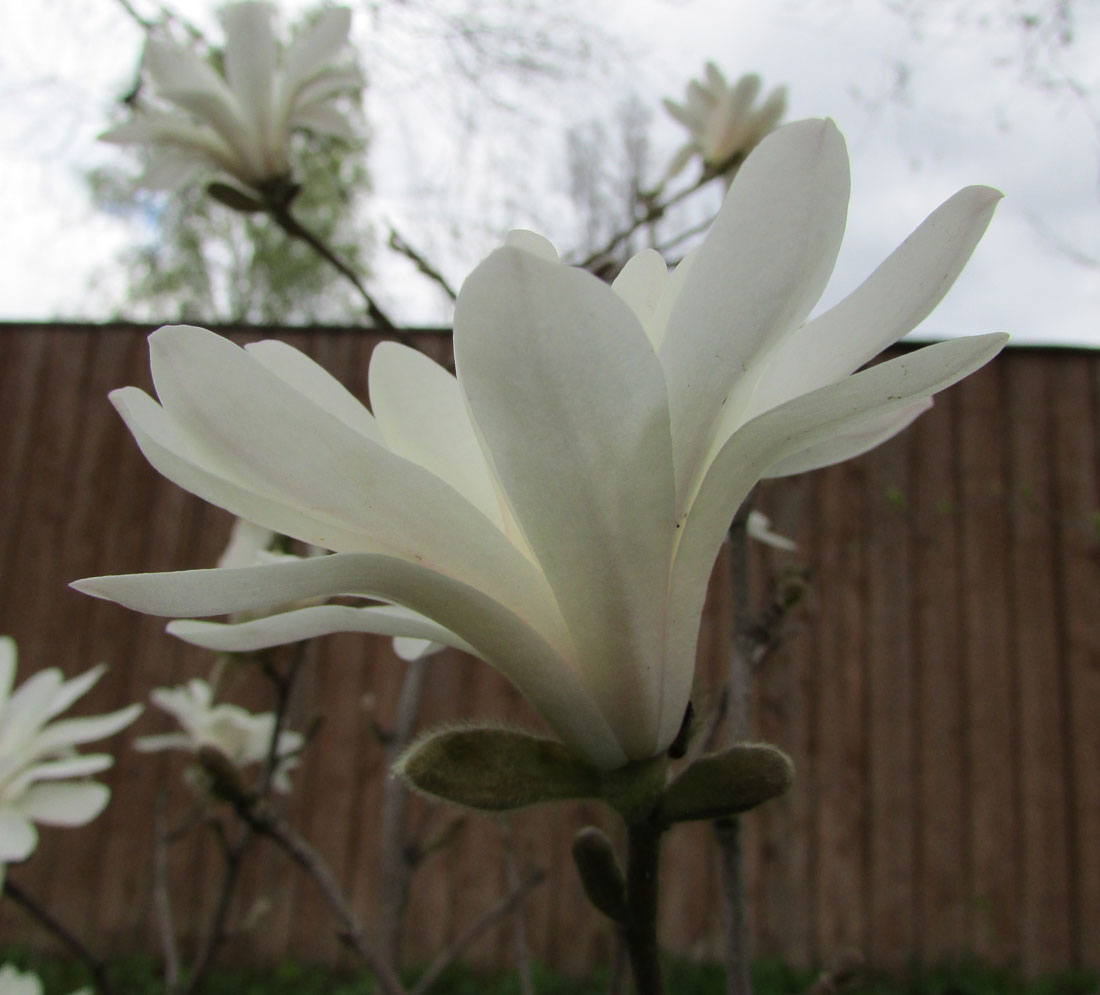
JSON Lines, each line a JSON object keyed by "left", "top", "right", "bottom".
{"left": 0, "top": 323, "right": 1096, "bottom": 977}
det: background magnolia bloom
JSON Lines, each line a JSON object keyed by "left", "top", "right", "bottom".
{"left": 100, "top": 2, "right": 360, "bottom": 192}
{"left": 75, "top": 119, "right": 1007, "bottom": 771}
{"left": 663, "top": 61, "right": 787, "bottom": 181}
{"left": 0, "top": 637, "right": 141, "bottom": 890}
{"left": 134, "top": 678, "right": 303, "bottom": 793}
{"left": 0, "top": 965, "right": 90, "bottom": 995}
{"left": 746, "top": 511, "right": 797, "bottom": 553}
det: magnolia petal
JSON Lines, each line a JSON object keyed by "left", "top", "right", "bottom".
{"left": 745, "top": 185, "right": 1003, "bottom": 419}
{"left": 283, "top": 7, "right": 353, "bottom": 100}
{"left": 504, "top": 229, "right": 558, "bottom": 260}
{"left": 17, "top": 781, "right": 110, "bottom": 827}
{"left": 393, "top": 637, "right": 444, "bottom": 662}
{"left": 41, "top": 664, "right": 106, "bottom": 723}
{"left": 221, "top": 3, "right": 277, "bottom": 153}
{"left": 763, "top": 397, "right": 932, "bottom": 477}
{"left": 157, "top": 88, "right": 265, "bottom": 180}
{"left": 291, "top": 102, "right": 357, "bottom": 140}
{"left": 29, "top": 705, "right": 143, "bottom": 759}
{"left": 77, "top": 551, "right": 626, "bottom": 768}
{"left": 244, "top": 339, "right": 381, "bottom": 442}
{"left": 0, "top": 807, "right": 37, "bottom": 861}
{"left": 663, "top": 333, "right": 1008, "bottom": 747}
{"left": 368, "top": 342, "right": 506, "bottom": 531}
{"left": 167, "top": 603, "right": 476, "bottom": 656}
{"left": 612, "top": 249, "right": 669, "bottom": 350}
{"left": 456, "top": 247, "right": 677, "bottom": 758}
{"left": 137, "top": 327, "right": 563, "bottom": 639}
{"left": 18, "top": 754, "right": 114, "bottom": 782}
{"left": 0, "top": 670, "right": 62, "bottom": 754}
{"left": 660, "top": 119, "right": 850, "bottom": 506}
{"left": 133, "top": 732, "right": 194, "bottom": 753}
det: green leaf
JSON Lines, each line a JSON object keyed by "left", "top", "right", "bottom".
{"left": 659, "top": 742, "right": 794, "bottom": 824}
{"left": 395, "top": 726, "right": 602, "bottom": 811}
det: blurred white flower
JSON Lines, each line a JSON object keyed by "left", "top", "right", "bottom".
{"left": 76, "top": 120, "right": 1007, "bottom": 770}
{"left": 0, "top": 638, "right": 141, "bottom": 891}
{"left": 0, "top": 964, "right": 90, "bottom": 995}
{"left": 134, "top": 678, "right": 303, "bottom": 793}
{"left": 664, "top": 62, "right": 786, "bottom": 183}
{"left": 746, "top": 511, "right": 797, "bottom": 553}
{"left": 100, "top": 2, "right": 360, "bottom": 192}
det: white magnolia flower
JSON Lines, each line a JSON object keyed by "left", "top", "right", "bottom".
{"left": 74, "top": 120, "right": 1007, "bottom": 770}
{"left": 0, "top": 964, "right": 91, "bottom": 995}
{"left": 101, "top": 2, "right": 360, "bottom": 191}
{"left": 0, "top": 638, "right": 141, "bottom": 890}
{"left": 664, "top": 62, "right": 786, "bottom": 182}
{"left": 134, "top": 678, "right": 303, "bottom": 793}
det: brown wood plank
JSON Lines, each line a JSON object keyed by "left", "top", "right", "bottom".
{"left": 809, "top": 460, "right": 869, "bottom": 960}
{"left": 910, "top": 388, "right": 971, "bottom": 959}
{"left": 1006, "top": 354, "right": 1074, "bottom": 971}
{"left": 956, "top": 360, "right": 1020, "bottom": 962}
{"left": 864, "top": 428, "right": 917, "bottom": 966}
{"left": 1053, "top": 358, "right": 1100, "bottom": 968}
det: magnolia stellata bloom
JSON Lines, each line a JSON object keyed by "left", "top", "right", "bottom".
{"left": 134, "top": 679, "right": 303, "bottom": 793}
{"left": 0, "top": 638, "right": 141, "bottom": 889}
{"left": 0, "top": 965, "right": 91, "bottom": 995}
{"left": 100, "top": 3, "right": 360, "bottom": 191}
{"left": 75, "top": 119, "right": 1007, "bottom": 770}
{"left": 664, "top": 62, "right": 786, "bottom": 181}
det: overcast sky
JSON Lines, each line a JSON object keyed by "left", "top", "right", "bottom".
{"left": 2, "top": 0, "right": 1099, "bottom": 346}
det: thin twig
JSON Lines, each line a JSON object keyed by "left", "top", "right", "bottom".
{"left": 152, "top": 792, "right": 181, "bottom": 993}
{"left": 378, "top": 654, "right": 433, "bottom": 967}
{"left": 499, "top": 817, "right": 535, "bottom": 995}
{"left": 409, "top": 866, "right": 545, "bottom": 995}
{"left": 388, "top": 227, "right": 458, "bottom": 301}
{"left": 3, "top": 878, "right": 114, "bottom": 995}
{"left": 231, "top": 798, "right": 408, "bottom": 995}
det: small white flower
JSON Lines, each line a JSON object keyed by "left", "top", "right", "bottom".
{"left": 0, "top": 638, "right": 141, "bottom": 892}
{"left": 664, "top": 62, "right": 786, "bottom": 182}
{"left": 100, "top": 2, "right": 360, "bottom": 192}
{"left": 134, "top": 678, "right": 302, "bottom": 793}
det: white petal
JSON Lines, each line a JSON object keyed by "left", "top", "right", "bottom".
{"left": 763, "top": 397, "right": 932, "bottom": 477}
{"left": 167, "top": 603, "right": 476, "bottom": 656}
{"left": 612, "top": 249, "right": 669, "bottom": 350}
{"left": 283, "top": 7, "right": 352, "bottom": 99}
{"left": 393, "top": 637, "right": 444, "bottom": 662}
{"left": 17, "top": 781, "right": 110, "bottom": 827}
{"left": 368, "top": 342, "right": 507, "bottom": 532}
{"left": 455, "top": 247, "right": 678, "bottom": 758}
{"left": 144, "top": 326, "right": 560, "bottom": 637}
{"left": 221, "top": 3, "right": 277, "bottom": 152}
{"left": 663, "top": 333, "right": 1008, "bottom": 747}
{"left": 244, "top": 339, "right": 380, "bottom": 442}
{"left": 289, "top": 102, "right": 357, "bottom": 140}
{"left": 41, "top": 664, "right": 106, "bottom": 723}
{"left": 503, "top": 230, "right": 558, "bottom": 260}
{"left": 660, "top": 119, "right": 850, "bottom": 505}
{"left": 0, "top": 807, "right": 37, "bottom": 861}
{"left": 29, "top": 705, "right": 143, "bottom": 758}
{"left": 745, "top": 186, "right": 1003, "bottom": 418}
{"left": 78, "top": 552, "right": 627, "bottom": 768}
{"left": 0, "top": 670, "right": 62, "bottom": 754}
{"left": 133, "top": 733, "right": 193, "bottom": 753}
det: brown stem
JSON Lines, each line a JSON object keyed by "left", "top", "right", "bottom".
{"left": 714, "top": 494, "right": 757, "bottom": 995}
{"left": 378, "top": 654, "right": 432, "bottom": 966}
{"left": 152, "top": 793, "right": 181, "bottom": 993}
{"left": 622, "top": 818, "right": 664, "bottom": 995}
{"left": 3, "top": 878, "right": 114, "bottom": 995}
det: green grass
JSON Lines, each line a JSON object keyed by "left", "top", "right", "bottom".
{"left": 1, "top": 949, "right": 1095, "bottom": 995}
